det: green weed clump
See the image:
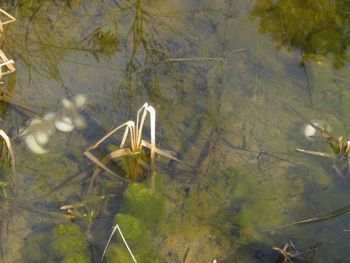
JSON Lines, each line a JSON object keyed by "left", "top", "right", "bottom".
{"left": 113, "top": 213, "right": 151, "bottom": 246}
{"left": 106, "top": 244, "right": 135, "bottom": 263}
{"left": 106, "top": 215, "right": 162, "bottom": 263}
{"left": 22, "top": 234, "right": 49, "bottom": 263}
{"left": 121, "top": 183, "right": 165, "bottom": 229}
{"left": 50, "top": 223, "right": 89, "bottom": 261}
{"left": 104, "top": 183, "right": 165, "bottom": 262}
{"left": 61, "top": 253, "right": 89, "bottom": 263}
{"left": 54, "top": 223, "right": 85, "bottom": 237}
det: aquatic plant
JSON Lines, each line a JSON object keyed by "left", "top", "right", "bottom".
{"left": 59, "top": 194, "right": 108, "bottom": 227}
{"left": 54, "top": 223, "right": 85, "bottom": 237}
{"left": 101, "top": 184, "right": 165, "bottom": 262}
{"left": 102, "top": 214, "right": 162, "bottom": 263}
{"left": 84, "top": 103, "right": 179, "bottom": 182}
{"left": 88, "top": 25, "right": 119, "bottom": 57}
{"left": 251, "top": 0, "right": 350, "bottom": 68}
{"left": 113, "top": 214, "right": 151, "bottom": 246}
{"left": 50, "top": 233, "right": 88, "bottom": 256}
{"left": 22, "top": 234, "right": 49, "bottom": 263}
{"left": 61, "top": 252, "right": 89, "bottom": 263}
{"left": 22, "top": 224, "right": 89, "bottom": 263}
{"left": 297, "top": 122, "right": 350, "bottom": 176}
{"left": 102, "top": 222, "right": 138, "bottom": 263}
{"left": 121, "top": 183, "right": 165, "bottom": 230}
{"left": 105, "top": 244, "right": 136, "bottom": 263}
{"left": 0, "top": 181, "right": 8, "bottom": 198}
{"left": 50, "top": 223, "right": 89, "bottom": 259}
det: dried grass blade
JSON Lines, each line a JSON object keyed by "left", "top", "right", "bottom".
{"left": 84, "top": 150, "right": 126, "bottom": 181}
{"left": 0, "top": 49, "right": 15, "bottom": 74}
{"left": 0, "top": 22, "right": 3, "bottom": 41}
{"left": 101, "top": 224, "right": 138, "bottom": 263}
{"left": 108, "top": 148, "right": 132, "bottom": 159}
{"left": 146, "top": 105, "right": 156, "bottom": 167}
{"left": 101, "top": 224, "right": 118, "bottom": 261}
{"left": 0, "top": 129, "right": 15, "bottom": 172}
{"left": 115, "top": 224, "right": 138, "bottom": 263}
{"left": 296, "top": 148, "right": 332, "bottom": 158}
{"left": 137, "top": 158, "right": 150, "bottom": 169}
{"left": 136, "top": 103, "right": 148, "bottom": 148}
{"left": 91, "top": 121, "right": 134, "bottom": 149}
{"left": 120, "top": 125, "right": 131, "bottom": 148}
{"left": 0, "top": 9, "right": 16, "bottom": 25}
{"left": 141, "top": 140, "right": 180, "bottom": 162}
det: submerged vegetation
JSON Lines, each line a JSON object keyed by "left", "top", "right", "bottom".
{"left": 252, "top": 0, "right": 350, "bottom": 68}
{"left": 1, "top": 1, "right": 350, "bottom": 262}
{"left": 84, "top": 103, "right": 179, "bottom": 183}
{"left": 103, "top": 184, "right": 165, "bottom": 262}
{"left": 297, "top": 122, "right": 350, "bottom": 176}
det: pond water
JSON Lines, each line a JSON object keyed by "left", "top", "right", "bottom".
{"left": 1, "top": 0, "right": 350, "bottom": 262}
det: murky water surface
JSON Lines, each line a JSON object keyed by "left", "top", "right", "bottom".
{"left": 1, "top": 0, "right": 350, "bottom": 262}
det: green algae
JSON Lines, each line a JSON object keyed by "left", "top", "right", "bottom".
{"left": 105, "top": 240, "right": 162, "bottom": 263}
{"left": 121, "top": 183, "right": 165, "bottom": 230}
{"left": 54, "top": 223, "right": 85, "bottom": 238}
{"left": 113, "top": 213, "right": 151, "bottom": 247}
{"left": 50, "top": 235, "right": 88, "bottom": 257}
{"left": 22, "top": 234, "right": 49, "bottom": 263}
{"left": 106, "top": 185, "right": 164, "bottom": 262}
{"left": 105, "top": 216, "right": 160, "bottom": 263}
{"left": 106, "top": 244, "right": 135, "bottom": 263}
{"left": 49, "top": 223, "right": 89, "bottom": 260}
{"left": 61, "top": 253, "right": 89, "bottom": 263}
{"left": 251, "top": 0, "right": 350, "bottom": 68}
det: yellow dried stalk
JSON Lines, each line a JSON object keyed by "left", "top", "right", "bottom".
{"left": 0, "top": 8, "right": 15, "bottom": 25}
{"left": 0, "top": 49, "right": 15, "bottom": 80}
{"left": 0, "top": 129, "right": 15, "bottom": 172}
{"left": 0, "top": 9, "right": 15, "bottom": 173}
{"left": 0, "top": 8, "right": 15, "bottom": 38}
{"left": 84, "top": 103, "right": 179, "bottom": 181}
{"left": 101, "top": 224, "right": 138, "bottom": 263}
{"left": 0, "top": 8, "right": 16, "bottom": 81}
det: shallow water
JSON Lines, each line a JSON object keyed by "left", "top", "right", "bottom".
{"left": 1, "top": 0, "right": 350, "bottom": 262}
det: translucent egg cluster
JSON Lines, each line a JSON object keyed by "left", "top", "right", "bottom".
{"left": 20, "top": 94, "right": 87, "bottom": 154}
